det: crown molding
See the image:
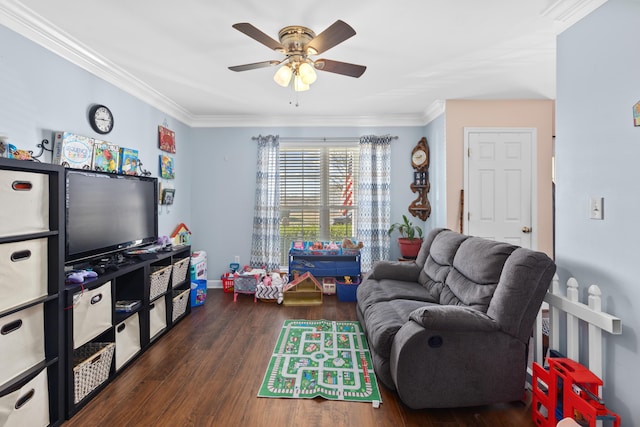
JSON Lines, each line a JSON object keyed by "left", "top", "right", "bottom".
{"left": 421, "top": 100, "right": 446, "bottom": 125}
{"left": 542, "top": 0, "right": 609, "bottom": 33}
{"left": 189, "top": 113, "right": 428, "bottom": 128}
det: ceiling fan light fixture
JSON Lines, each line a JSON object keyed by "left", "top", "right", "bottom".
{"left": 273, "top": 64, "right": 293, "bottom": 87}
{"left": 231, "top": 20, "right": 365, "bottom": 92}
{"left": 293, "top": 74, "right": 310, "bottom": 92}
{"left": 298, "top": 62, "right": 317, "bottom": 85}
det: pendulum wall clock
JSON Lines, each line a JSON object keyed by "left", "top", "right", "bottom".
{"left": 408, "top": 137, "right": 431, "bottom": 221}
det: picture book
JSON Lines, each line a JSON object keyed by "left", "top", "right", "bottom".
{"left": 52, "top": 131, "right": 94, "bottom": 169}
{"left": 92, "top": 140, "right": 120, "bottom": 173}
{"left": 158, "top": 125, "right": 176, "bottom": 153}
{"left": 119, "top": 147, "right": 139, "bottom": 175}
{"left": 160, "top": 154, "right": 175, "bottom": 179}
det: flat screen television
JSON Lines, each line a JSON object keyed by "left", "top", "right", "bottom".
{"left": 65, "top": 169, "right": 158, "bottom": 264}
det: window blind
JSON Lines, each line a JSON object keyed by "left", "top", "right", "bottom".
{"left": 279, "top": 143, "right": 359, "bottom": 266}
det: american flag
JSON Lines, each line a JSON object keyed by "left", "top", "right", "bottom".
{"left": 342, "top": 173, "right": 353, "bottom": 215}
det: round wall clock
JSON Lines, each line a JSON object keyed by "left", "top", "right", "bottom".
{"left": 89, "top": 104, "right": 114, "bottom": 134}
{"left": 411, "top": 137, "right": 429, "bottom": 171}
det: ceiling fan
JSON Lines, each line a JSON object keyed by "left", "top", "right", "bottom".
{"left": 228, "top": 20, "right": 366, "bottom": 91}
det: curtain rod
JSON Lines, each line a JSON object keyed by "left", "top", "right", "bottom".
{"left": 251, "top": 136, "right": 398, "bottom": 142}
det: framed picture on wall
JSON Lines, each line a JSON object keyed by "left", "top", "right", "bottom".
{"left": 161, "top": 188, "right": 175, "bottom": 205}
{"left": 160, "top": 154, "right": 175, "bottom": 179}
{"left": 634, "top": 101, "right": 640, "bottom": 127}
{"left": 159, "top": 125, "right": 176, "bottom": 153}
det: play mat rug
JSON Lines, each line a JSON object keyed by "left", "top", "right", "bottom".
{"left": 258, "top": 319, "right": 382, "bottom": 406}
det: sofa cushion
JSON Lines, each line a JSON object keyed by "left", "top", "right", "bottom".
{"left": 356, "top": 278, "right": 436, "bottom": 314}
{"left": 453, "top": 237, "right": 517, "bottom": 284}
{"left": 418, "top": 230, "right": 467, "bottom": 300}
{"left": 363, "top": 299, "right": 436, "bottom": 358}
{"left": 437, "top": 237, "right": 517, "bottom": 312}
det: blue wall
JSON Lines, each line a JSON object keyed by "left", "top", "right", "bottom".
{"left": 188, "top": 125, "right": 439, "bottom": 277}
{"left": 556, "top": 0, "right": 639, "bottom": 421}
{"left": 424, "top": 113, "right": 446, "bottom": 229}
{"left": 0, "top": 24, "right": 193, "bottom": 238}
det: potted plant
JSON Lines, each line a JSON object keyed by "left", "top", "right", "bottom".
{"left": 388, "top": 214, "right": 424, "bottom": 259}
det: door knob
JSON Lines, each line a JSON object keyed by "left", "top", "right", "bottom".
{"left": 522, "top": 226, "right": 531, "bottom": 233}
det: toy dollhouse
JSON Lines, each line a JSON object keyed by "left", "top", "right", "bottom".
{"left": 282, "top": 272, "right": 323, "bottom": 306}
{"left": 170, "top": 223, "right": 191, "bottom": 246}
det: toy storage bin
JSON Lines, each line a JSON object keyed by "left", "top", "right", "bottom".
{"left": 340, "top": 248, "right": 361, "bottom": 256}
{"left": 221, "top": 274, "right": 234, "bottom": 293}
{"left": 0, "top": 169, "right": 49, "bottom": 238}
{"left": 114, "top": 313, "right": 141, "bottom": 371}
{"left": 72, "top": 342, "right": 115, "bottom": 404}
{"left": 171, "top": 257, "right": 190, "bottom": 287}
{"left": 189, "top": 251, "right": 207, "bottom": 280}
{"left": 149, "top": 265, "right": 172, "bottom": 300}
{"left": 336, "top": 277, "right": 361, "bottom": 302}
{"left": 190, "top": 280, "right": 207, "bottom": 307}
{"left": 171, "top": 289, "right": 189, "bottom": 322}
{"left": 72, "top": 281, "right": 112, "bottom": 349}
{"left": 149, "top": 296, "right": 167, "bottom": 340}
{"left": 289, "top": 241, "right": 342, "bottom": 256}
{"left": 0, "top": 303, "right": 45, "bottom": 386}
{"left": 0, "top": 238, "right": 48, "bottom": 313}
{"left": 0, "top": 366, "right": 50, "bottom": 427}
{"left": 335, "top": 259, "right": 361, "bottom": 276}
{"left": 289, "top": 259, "right": 337, "bottom": 276}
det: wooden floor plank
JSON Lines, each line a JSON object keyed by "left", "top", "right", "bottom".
{"left": 62, "top": 290, "right": 536, "bottom": 427}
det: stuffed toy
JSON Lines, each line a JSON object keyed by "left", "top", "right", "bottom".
{"left": 270, "top": 271, "right": 283, "bottom": 287}
{"left": 342, "top": 238, "right": 364, "bottom": 250}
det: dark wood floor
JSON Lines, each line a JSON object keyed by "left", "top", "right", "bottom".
{"left": 62, "top": 289, "right": 536, "bottom": 427}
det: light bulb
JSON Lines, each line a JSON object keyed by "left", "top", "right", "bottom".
{"left": 293, "top": 74, "right": 310, "bottom": 92}
{"left": 298, "top": 62, "right": 317, "bottom": 85}
{"left": 273, "top": 65, "right": 292, "bottom": 87}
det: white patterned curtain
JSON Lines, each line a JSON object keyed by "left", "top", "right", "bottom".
{"left": 357, "top": 135, "right": 392, "bottom": 271}
{"left": 249, "top": 135, "right": 280, "bottom": 270}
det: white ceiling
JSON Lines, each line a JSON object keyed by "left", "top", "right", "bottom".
{"left": 0, "top": 0, "right": 606, "bottom": 127}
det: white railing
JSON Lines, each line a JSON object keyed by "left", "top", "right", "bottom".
{"left": 532, "top": 275, "right": 622, "bottom": 385}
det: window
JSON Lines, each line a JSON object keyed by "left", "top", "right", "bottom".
{"left": 279, "top": 142, "right": 359, "bottom": 266}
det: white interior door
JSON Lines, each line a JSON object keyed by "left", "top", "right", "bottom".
{"left": 464, "top": 128, "right": 536, "bottom": 249}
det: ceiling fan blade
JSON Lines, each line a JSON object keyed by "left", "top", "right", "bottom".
{"left": 314, "top": 59, "right": 366, "bottom": 78}
{"left": 228, "top": 60, "right": 281, "bottom": 72}
{"left": 232, "top": 23, "right": 285, "bottom": 52}
{"left": 306, "top": 20, "right": 356, "bottom": 55}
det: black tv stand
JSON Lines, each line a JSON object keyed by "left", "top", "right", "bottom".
{"left": 64, "top": 245, "right": 192, "bottom": 419}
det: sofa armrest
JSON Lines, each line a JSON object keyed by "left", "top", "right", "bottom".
{"left": 408, "top": 305, "right": 500, "bottom": 332}
{"left": 367, "top": 260, "right": 421, "bottom": 282}
{"left": 389, "top": 319, "right": 527, "bottom": 409}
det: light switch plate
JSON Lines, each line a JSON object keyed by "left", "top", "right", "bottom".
{"left": 590, "top": 197, "right": 604, "bottom": 220}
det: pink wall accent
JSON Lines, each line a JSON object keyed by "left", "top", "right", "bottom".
{"left": 444, "top": 99, "right": 555, "bottom": 257}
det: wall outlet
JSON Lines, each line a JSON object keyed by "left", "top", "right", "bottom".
{"left": 590, "top": 197, "right": 604, "bottom": 220}
{"left": 234, "top": 255, "right": 240, "bottom": 263}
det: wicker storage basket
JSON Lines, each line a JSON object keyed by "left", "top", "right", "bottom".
{"left": 171, "top": 257, "right": 190, "bottom": 287}
{"left": 149, "top": 265, "right": 172, "bottom": 300}
{"left": 73, "top": 342, "right": 115, "bottom": 404}
{"left": 172, "top": 289, "right": 189, "bottom": 322}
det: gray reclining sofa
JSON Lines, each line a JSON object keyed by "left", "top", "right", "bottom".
{"left": 356, "top": 228, "right": 556, "bottom": 408}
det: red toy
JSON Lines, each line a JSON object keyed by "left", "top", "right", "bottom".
{"left": 532, "top": 357, "right": 620, "bottom": 427}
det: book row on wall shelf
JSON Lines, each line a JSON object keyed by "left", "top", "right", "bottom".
{"left": 0, "top": 157, "right": 192, "bottom": 425}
